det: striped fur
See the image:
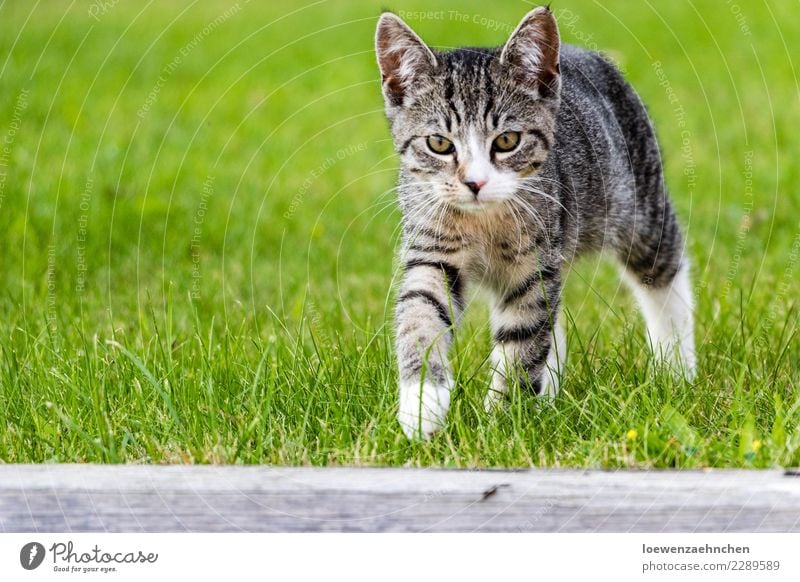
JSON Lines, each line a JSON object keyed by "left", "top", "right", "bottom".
{"left": 377, "top": 8, "right": 695, "bottom": 439}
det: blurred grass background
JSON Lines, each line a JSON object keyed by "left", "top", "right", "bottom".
{"left": 0, "top": 0, "right": 798, "bottom": 466}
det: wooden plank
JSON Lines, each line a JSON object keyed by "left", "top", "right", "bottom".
{"left": 1, "top": 465, "right": 799, "bottom": 532}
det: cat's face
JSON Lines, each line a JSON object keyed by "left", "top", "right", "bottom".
{"left": 376, "top": 8, "right": 561, "bottom": 215}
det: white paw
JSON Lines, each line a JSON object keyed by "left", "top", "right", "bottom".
{"left": 541, "top": 318, "right": 566, "bottom": 398}
{"left": 484, "top": 367, "right": 508, "bottom": 412}
{"left": 483, "top": 386, "right": 505, "bottom": 412}
{"left": 653, "top": 340, "right": 697, "bottom": 380}
{"left": 398, "top": 379, "right": 451, "bottom": 440}
{"left": 631, "top": 261, "right": 696, "bottom": 381}
{"left": 485, "top": 367, "right": 561, "bottom": 411}
{"left": 540, "top": 365, "right": 560, "bottom": 399}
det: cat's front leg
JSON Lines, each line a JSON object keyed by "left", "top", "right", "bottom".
{"left": 395, "top": 260, "right": 462, "bottom": 440}
{"left": 485, "top": 266, "right": 563, "bottom": 410}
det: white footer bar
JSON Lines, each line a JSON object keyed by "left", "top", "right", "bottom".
{"left": 2, "top": 533, "right": 798, "bottom": 581}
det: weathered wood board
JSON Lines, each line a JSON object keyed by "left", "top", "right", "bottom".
{"left": 1, "top": 465, "right": 799, "bottom": 532}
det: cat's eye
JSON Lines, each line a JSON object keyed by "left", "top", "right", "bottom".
{"left": 426, "top": 135, "right": 455, "bottom": 155}
{"left": 492, "top": 131, "right": 521, "bottom": 153}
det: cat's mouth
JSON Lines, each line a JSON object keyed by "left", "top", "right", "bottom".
{"left": 451, "top": 197, "right": 506, "bottom": 214}
{"left": 447, "top": 191, "right": 510, "bottom": 213}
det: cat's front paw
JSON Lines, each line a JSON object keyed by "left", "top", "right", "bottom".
{"left": 484, "top": 371, "right": 508, "bottom": 412}
{"left": 483, "top": 388, "right": 505, "bottom": 412}
{"left": 539, "top": 365, "right": 561, "bottom": 399}
{"left": 398, "top": 379, "right": 451, "bottom": 440}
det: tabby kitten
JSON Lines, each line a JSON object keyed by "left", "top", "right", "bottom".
{"left": 376, "top": 7, "right": 696, "bottom": 439}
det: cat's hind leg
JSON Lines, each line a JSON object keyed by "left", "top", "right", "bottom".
{"left": 618, "top": 207, "right": 696, "bottom": 378}
{"left": 625, "top": 261, "right": 696, "bottom": 377}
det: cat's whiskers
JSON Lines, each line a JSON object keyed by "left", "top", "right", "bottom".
{"left": 370, "top": 182, "right": 439, "bottom": 211}
{"left": 361, "top": 189, "right": 431, "bottom": 232}
{"left": 358, "top": 183, "right": 446, "bottom": 250}
{"left": 400, "top": 197, "right": 449, "bottom": 247}
{"left": 503, "top": 200, "right": 530, "bottom": 257}
{"left": 508, "top": 196, "right": 551, "bottom": 249}
{"left": 517, "top": 178, "right": 577, "bottom": 220}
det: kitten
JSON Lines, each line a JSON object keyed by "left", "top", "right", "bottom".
{"left": 375, "top": 7, "right": 696, "bottom": 439}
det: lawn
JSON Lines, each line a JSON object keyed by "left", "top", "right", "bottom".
{"left": 0, "top": 0, "right": 798, "bottom": 467}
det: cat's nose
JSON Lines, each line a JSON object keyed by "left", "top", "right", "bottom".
{"left": 464, "top": 179, "right": 487, "bottom": 196}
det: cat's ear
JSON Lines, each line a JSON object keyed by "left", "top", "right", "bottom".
{"left": 375, "top": 12, "right": 437, "bottom": 109}
{"left": 500, "top": 7, "right": 561, "bottom": 99}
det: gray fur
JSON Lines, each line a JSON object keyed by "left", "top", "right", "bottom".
{"left": 376, "top": 7, "right": 693, "bottom": 439}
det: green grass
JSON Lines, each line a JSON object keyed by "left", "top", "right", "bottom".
{"left": 1, "top": 0, "right": 798, "bottom": 467}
